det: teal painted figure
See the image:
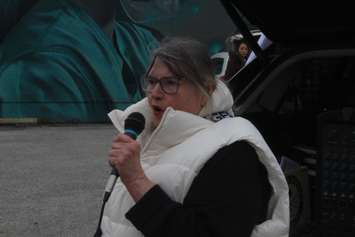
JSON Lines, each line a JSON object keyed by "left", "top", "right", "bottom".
{"left": 0, "top": 0, "right": 159, "bottom": 122}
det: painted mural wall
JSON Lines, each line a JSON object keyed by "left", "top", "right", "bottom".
{"left": 0, "top": 0, "right": 235, "bottom": 122}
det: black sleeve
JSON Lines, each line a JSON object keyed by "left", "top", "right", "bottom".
{"left": 125, "top": 141, "right": 271, "bottom": 237}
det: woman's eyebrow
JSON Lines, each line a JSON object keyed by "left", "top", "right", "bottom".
{"left": 147, "top": 75, "right": 179, "bottom": 80}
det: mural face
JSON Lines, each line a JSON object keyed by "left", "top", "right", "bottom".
{"left": 0, "top": 0, "right": 235, "bottom": 122}
{"left": 120, "top": 0, "right": 185, "bottom": 23}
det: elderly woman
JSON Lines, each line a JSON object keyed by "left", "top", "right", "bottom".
{"left": 103, "top": 37, "right": 289, "bottom": 237}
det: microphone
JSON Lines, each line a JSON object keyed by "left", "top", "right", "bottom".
{"left": 105, "top": 112, "right": 146, "bottom": 195}
{"left": 94, "top": 112, "right": 145, "bottom": 237}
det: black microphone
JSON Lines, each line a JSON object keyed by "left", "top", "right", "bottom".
{"left": 105, "top": 112, "right": 145, "bottom": 195}
{"left": 94, "top": 112, "right": 145, "bottom": 237}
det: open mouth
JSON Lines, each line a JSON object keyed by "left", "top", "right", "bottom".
{"left": 152, "top": 105, "right": 165, "bottom": 115}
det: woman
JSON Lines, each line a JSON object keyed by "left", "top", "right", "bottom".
{"left": 223, "top": 39, "right": 250, "bottom": 81}
{"left": 103, "top": 37, "right": 289, "bottom": 237}
{"left": 237, "top": 40, "right": 251, "bottom": 63}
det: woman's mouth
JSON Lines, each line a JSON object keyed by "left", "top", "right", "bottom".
{"left": 152, "top": 105, "right": 164, "bottom": 117}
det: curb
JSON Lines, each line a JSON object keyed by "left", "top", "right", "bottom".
{"left": 0, "top": 118, "right": 38, "bottom": 125}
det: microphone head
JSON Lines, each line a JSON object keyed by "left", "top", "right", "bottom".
{"left": 124, "top": 112, "right": 146, "bottom": 137}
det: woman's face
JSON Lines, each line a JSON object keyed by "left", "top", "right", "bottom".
{"left": 146, "top": 57, "right": 208, "bottom": 127}
{"left": 238, "top": 43, "right": 249, "bottom": 59}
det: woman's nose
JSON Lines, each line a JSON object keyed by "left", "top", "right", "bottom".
{"left": 150, "top": 82, "right": 164, "bottom": 98}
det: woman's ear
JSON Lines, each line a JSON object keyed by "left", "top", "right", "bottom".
{"left": 206, "top": 80, "right": 217, "bottom": 96}
{"left": 200, "top": 80, "right": 216, "bottom": 107}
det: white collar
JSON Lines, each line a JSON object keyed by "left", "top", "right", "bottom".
{"left": 108, "top": 80, "right": 234, "bottom": 154}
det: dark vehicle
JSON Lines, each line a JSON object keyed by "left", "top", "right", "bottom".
{"left": 221, "top": 1, "right": 355, "bottom": 237}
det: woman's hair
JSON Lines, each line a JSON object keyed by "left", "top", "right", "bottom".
{"left": 146, "top": 37, "right": 216, "bottom": 96}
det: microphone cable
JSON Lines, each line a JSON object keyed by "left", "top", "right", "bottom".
{"left": 93, "top": 112, "right": 145, "bottom": 237}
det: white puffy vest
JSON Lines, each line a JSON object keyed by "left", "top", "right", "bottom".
{"left": 101, "top": 80, "right": 289, "bottom": 237}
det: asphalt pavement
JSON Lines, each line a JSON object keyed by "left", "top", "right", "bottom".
{"left": 0, "top": 124, "right": 117, "bottom": 237}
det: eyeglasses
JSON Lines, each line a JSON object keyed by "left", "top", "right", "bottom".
{"left": 142, "top": 76, "right": 182, "bottom": 95}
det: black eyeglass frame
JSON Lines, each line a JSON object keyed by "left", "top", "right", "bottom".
{"left": 141, "top": 75, "right": 184, "bottom": 95}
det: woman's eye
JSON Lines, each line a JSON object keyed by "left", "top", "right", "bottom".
{"left": 165, "top": 79, "right": 178, "bottom": 86}
{"left": 148, "top": 78, "right": 156, "bottom": 85}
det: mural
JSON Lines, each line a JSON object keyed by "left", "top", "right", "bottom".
{"left": 0, "top": 0, "right": 235, "bottom": 122}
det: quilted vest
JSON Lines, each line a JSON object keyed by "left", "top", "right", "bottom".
{"left": 101, "top": 80, "right": 289, "bottom": 237}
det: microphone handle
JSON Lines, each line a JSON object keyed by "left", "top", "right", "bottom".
{"left": 104, "top": 169, "right": 119, "bottom": 198}
{"left": 104, "top": 131, "right": 137, "bottom": 197}
{"left": 94, "top": 130, "right": 138, "bottom": 237}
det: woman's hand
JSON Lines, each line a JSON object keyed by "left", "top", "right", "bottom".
{"left": 109, "top": 134, "right": 142, "bottom": 184}
{"left": 109, "top": 134, "right": 154, "bottom": 201}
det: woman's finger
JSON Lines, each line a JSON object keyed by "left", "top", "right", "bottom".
{"left": 114, "top": 133, "right": 134, "bottom": 143}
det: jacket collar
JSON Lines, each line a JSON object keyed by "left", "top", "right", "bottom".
{"left": 108, "top": 80, "right": 234, "bottom": 156}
